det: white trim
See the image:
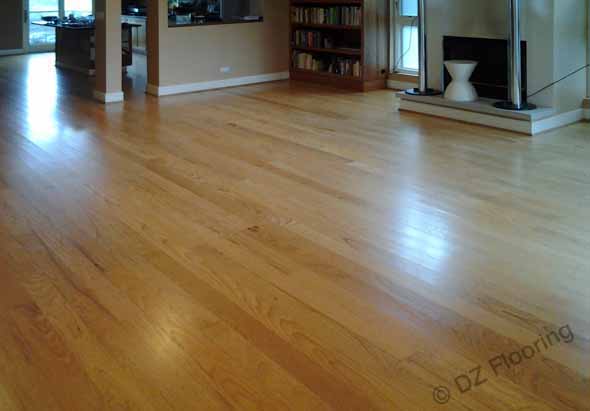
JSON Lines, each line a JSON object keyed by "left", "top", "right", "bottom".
{"left": 93, "top": 90, "right": 124, "bottom": 104}
{"left": 399, "top": 99, "right": 533, "bottom": 134}
{"left": 0, "top": 49, "right": 25, "bottom": 57}
{"left": 531, "top": 109, "right": 585, "bottom": 134}
{"left": 147, "top": 71, "right": 290, "bottom": 97}
{"left": 398, "top": 98, "right": 584, "bottom": 135}
{"left": 387, "top": 79, "right": 418, "bottom": 91}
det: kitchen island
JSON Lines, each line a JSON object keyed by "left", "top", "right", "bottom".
{"left": 32, "top": 21, "right": 139, "bottom": 75}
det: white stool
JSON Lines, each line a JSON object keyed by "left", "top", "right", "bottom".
{"left": 444, "top": 60, "right": 478, "bottom": 102}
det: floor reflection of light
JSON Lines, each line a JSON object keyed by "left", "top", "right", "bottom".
{"left": 25, "top": 54, "right": 59, "bottom": 143}
{"left": 392, "top": 190, "right": 453, "bottom": 283}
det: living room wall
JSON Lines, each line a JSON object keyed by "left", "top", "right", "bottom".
{"left": 147, "top": 0, "right": 289, "bottom": 93}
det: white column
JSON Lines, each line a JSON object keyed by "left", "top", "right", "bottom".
{"left": 93, "top": 0, "right": 123, "bottom": 103}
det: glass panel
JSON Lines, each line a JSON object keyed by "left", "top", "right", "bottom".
{"left": 401, "top": 24, "right": 419, "bottom": 71}
{"left": 29, "top": 0, "right": 59, "bottom": 48}
{"left": 64, "top": 0, "right": 93, "bottom": 18}
{"left": 400, "top": 0, "right": 418, "bottom": 17}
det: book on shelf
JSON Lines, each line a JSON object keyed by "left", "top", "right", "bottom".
{"left": 293, "top": 30, "right": 361, "bottom": 53}
{"left": 293, "top": 30, "right": 334, "bottom": 49}
{"left": 291, "top": 6, "right": 362, "bottom": 26}
{"left": 292, "top": 52, "right": 362, "bottom": 78}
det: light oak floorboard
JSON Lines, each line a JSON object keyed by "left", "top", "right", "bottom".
{"left": 1, "top": 53, "right": 589, "bottom": 410}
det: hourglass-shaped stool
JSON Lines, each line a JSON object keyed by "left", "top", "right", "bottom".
{"left": 444, "top": 60, "right": 479, "bottom": 102}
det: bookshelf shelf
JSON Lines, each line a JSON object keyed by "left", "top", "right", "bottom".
{"left": 292, "top": 23, "right": 361, "bottom": 30}
{"left": 289, "top": 0, "right": 388, "bottom": 91}
{"left": 292, "top": 46, "right": 362, "bottom": 56}
{"left": 292, "top": 68, "right": 362, "bottom": 81}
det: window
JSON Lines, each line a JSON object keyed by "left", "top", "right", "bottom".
{"left": 392, "top": 0, "right": 419, "bottom": 74}
{"left": 64, "top": 0, "right": 94, "bottom": 18}
{"left": 29, "top": 0, "right": 59, "bottom": 48}
{"left": 27, "top": 0, "right": 94, "bottom": 50}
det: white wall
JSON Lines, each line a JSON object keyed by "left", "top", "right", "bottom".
{"left": 522, "top": 0, "right": 555, "bottom": 108}
{"left": 553, "top": 0, "right": 587, "bottom": 111}
{"left": 587, "top": 0, "right": 590, "bottom": 98}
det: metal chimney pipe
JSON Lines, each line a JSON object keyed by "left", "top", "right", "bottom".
{"left": 406, "top": 0, "right": 440, "bottom": 96}
{"left": 508, "top": 0, "right": 522, "bottom": 108}
{"left": 418, "top": 0, "right": 428, "bottom": 92}
{"left": 495, "top": 0, "right": 536, "bottom": 110}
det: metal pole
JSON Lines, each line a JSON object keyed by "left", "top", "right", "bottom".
{"left": 509, "top": 0, "right": 522, "bottom": 108}
{"left": 495, "top": 0, "right": 535, "bottom": 110}
{"left": 418, "top": 0, "right": 428, "bottom": 92}
{"left": 406, "top": 0, "right": 440, "bottom": 96}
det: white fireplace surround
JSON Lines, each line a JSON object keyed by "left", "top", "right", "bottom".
{"left": 392, "top": 0, "right": 589, "bottom": 134}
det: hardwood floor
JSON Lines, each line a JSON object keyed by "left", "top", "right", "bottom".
{"left": 0, "top": 53, "right": 589, "bottom": 410}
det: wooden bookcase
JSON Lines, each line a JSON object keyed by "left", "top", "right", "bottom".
{"left": 289, "top": 0, "right": 389, "bottom": 91}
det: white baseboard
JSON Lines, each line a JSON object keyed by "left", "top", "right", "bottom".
{"left": 93, "top": 90, "right": 124, "bottom": 104}
{"left": 532, "top": 109, "right": 585, "bottom": 134}
{"left": 387, "top": 79, "right": 418, "bottom": 91}
{"left": 147, "top": 71, "right": 290, "bottom": 97}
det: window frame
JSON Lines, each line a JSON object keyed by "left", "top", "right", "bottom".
{"left": 391, "top": 0, "right": 419, "bottom": 75}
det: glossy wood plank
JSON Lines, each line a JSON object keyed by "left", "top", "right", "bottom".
{"left": 0, "top": 53, "right": 589, "bottom": 411}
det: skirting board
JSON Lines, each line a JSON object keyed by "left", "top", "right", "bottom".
{"left": 399, "top": 99, "right": 584, "bottom": 135}
{"left": 93, "top": 90, "right": 124, "bottom": 104}
{"left": 387, "top": 79, "right": 418, "bottom": 91}
{"left": 147, "top": 71, "right": 290, "bottom": 97}
{"left": 531, "top": 109, "right": 585, "bottom": 134}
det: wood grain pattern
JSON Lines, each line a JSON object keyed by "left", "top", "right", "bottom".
{"left": 0, "top": 53, "right": 589, "bottom": 411}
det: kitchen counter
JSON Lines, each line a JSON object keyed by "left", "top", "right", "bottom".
{"left": 122, "top": 13, "right": 147, "bottom": 19}
{"left": 168, "top": 16, "right": 262, "bottom": 28}
{"left": 34, "top": 20, "right": 141, "bottom": 30}
{"left": 32, "top": 21, "right": 140, "bottom": 75}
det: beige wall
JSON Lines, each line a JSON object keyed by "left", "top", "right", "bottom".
{"left": 149, "top": 0, "right": 289, "bottom": 88}
{"left": 0, "top": 0, "right": 23, "bottom": 51}
{"left": 95, "top": 0, "right": 122, "bottom": 94}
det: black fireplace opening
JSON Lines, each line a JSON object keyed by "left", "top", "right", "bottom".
{"left": 442, "top": 36, "right": 528, "bottom": 102}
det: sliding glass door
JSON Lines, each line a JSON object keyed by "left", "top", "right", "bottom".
{"left": 28, "top": 0, "right": 59, "bottom": 51}
{"left": 26, "top": 0, "right": 93, "bottom": 52}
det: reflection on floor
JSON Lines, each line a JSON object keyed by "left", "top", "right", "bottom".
{"left": 0, "top": 53, "right": 589, "bottom": 411}
{"left": 124, "top": 52, "right": 147, "bottom": 97}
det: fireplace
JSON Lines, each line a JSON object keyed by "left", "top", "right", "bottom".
{"left": 442, "top": 36, "right": 528, "bottom": 102}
